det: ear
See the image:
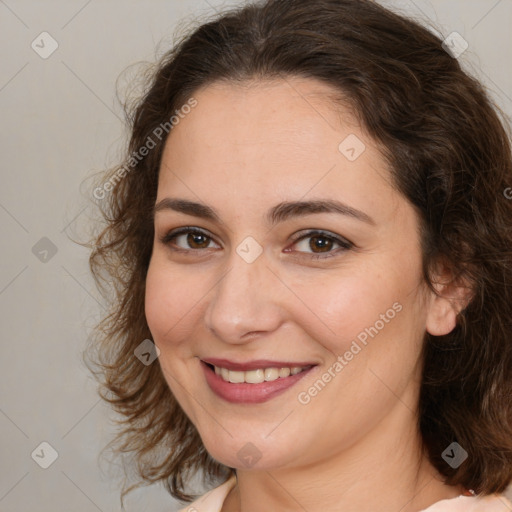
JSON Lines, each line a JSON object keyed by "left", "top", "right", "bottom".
{"left": 425, "top": 260, "right": 474, "bottom": 336}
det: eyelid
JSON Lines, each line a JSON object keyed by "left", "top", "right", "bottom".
{"left": 289, "top": 229, "right": 353, "bottom": 247}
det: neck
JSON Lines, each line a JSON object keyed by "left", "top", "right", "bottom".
{"left": 222, "top": 392, "right": 465, "bottom": 512}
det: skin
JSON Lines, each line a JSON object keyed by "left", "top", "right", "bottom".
{"left": 145, "top": 77, "right": 467, "bottom": 512}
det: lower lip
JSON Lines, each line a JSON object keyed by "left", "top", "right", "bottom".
{"left": 201, "top": 361, "right": 315, "bottom": 404}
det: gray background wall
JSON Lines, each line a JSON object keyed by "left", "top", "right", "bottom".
{"left": 1, "top": 1, "right": 511, "bottom": 510}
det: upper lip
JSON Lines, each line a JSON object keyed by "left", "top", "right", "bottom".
{"left": 201, "top": 357, "right": 317, "bottom": 372}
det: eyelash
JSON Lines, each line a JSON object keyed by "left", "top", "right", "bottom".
{"left": 159, "top": 226, "right": 353, "bottom": 260}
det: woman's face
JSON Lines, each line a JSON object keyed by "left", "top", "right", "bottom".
{"left": 145, "top": 77, "right": 446, "bottom": 471}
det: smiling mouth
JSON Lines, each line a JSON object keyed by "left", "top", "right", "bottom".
{"left": 205, "top": 362, "right": 313, "bottom": 384}
{"left": 201, "top": 360, "right": 317, "bottom": 403}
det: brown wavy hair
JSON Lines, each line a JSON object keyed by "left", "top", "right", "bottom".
{"left": 84, "top": 0, "right": 512, "bottom": 505}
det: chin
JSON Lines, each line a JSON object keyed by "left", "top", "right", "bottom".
{"left": 202, "top": 434, "right": 299, "bottom": 471}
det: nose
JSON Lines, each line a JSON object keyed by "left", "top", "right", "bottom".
{"left": 203, "top": 245, "right": 285, "bottom": 344}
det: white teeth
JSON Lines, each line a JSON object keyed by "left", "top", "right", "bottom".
{"left": 245, "top": 369, "right": 265, "bottom": 384}
{"left": 228, "top": 370, "right": 245, "bottom": 383}
{"left": 221, "top": 367, "right": 230, "bottom": 381}
{"left": 212, "top": 364, "right": 308, "bottom": 383}
{"left": 264, "top": 368, "right": 279, "bottom": 381}
{"left": 279, "top": 367, "right": 291, "bottom": 378}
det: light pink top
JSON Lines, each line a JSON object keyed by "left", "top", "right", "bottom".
{"left": 178, "top": 476, "right": 512, "bottom": 512}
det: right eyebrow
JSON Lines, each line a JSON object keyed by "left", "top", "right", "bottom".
{"left": 153, "top": 198, "right": 222, "bottom": 223}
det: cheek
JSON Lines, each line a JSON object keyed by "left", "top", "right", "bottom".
{"left": 290, "top": 269, "right": 425, "bottom": 430}
{"left": 144, "top": 258, "right": 202, "bottom": 350}
{"left": 289, "top": 271, "right": 394, "bottom": 351}
{"left": 144, "top": 259, "right": 205, "bottom": 420}
{"left": 291, "top": 260, "right": 425, "bottom": 361}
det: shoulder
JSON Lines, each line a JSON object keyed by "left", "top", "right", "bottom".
{"left": 178, "top": 476, "right": 237, "bottom": 512}
{"left": 177, "top": 482, "right": 512, "bottom": 512}
{"left": 420, "top": 493, "right": 512, "bottom": 512}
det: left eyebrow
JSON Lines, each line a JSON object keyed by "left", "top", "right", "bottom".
{"left": 267, "top": 199, "right": 375, "bottom": 226}
{"left": 152, "top": 198, "right": 375, "bottom": 226}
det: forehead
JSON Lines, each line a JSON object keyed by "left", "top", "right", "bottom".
{"left": 164, "top": 77, "right": 360, "bottom": 162}
{"left": 157, "top": 77, "right": 399, "bottom": 221}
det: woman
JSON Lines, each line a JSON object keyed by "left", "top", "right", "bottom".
{"left": 86, "top": 0, "right": 512, "bottom": 510}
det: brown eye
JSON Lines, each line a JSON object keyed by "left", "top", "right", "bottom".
{"left": 186, "top": 232, "right": 211, "bottom": 249}
{"left": 160, "top": 228, "right": 219, "bottom": 251}
{"left": 288, "top": 230, "right": 353, "bottom": 260}
{"left": 308, "top": 235, "right": 334, "bottom": 253}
